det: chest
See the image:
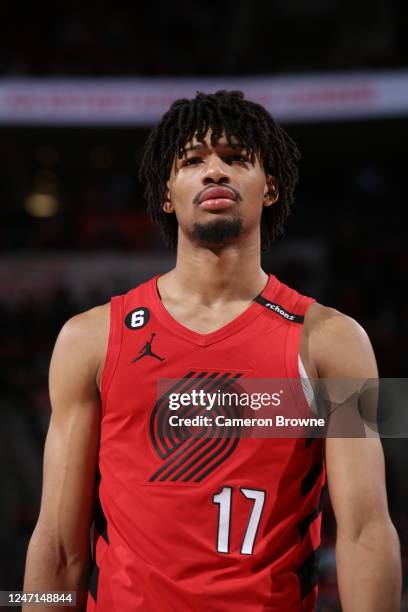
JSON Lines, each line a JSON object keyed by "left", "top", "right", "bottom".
{"left": 160, "top": 299, "right": 255, "bottom": 335}
{"left": 106, "top": 316, "right": 294, "bottom": 424}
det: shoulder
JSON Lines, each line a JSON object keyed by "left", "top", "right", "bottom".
{"left": 303, "top": 302, "right": 378, "bottom": 378}
{"left": 52, "top": 302, "right": 110, "bottom": 389}
{"left": 57, "top": 302, "right": 110, "bottom": 350}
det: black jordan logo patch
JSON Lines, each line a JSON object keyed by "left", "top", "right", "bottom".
{"left": 132, "top": 332, "right": 165, "bottom": 363}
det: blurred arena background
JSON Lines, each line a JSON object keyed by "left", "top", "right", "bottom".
{"left": 1, "top": 2, "right": 407, "bottom": 610}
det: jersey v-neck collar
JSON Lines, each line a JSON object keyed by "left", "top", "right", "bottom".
{"left": 148, "top": 273, "right": 278, "bottom": 347}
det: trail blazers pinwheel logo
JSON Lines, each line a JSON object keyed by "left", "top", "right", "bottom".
{"left": 149, "top": 371, "right": 244, "bottom": 483}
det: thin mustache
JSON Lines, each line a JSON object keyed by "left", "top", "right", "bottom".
{"left": 193, "top": 185, "right": 242, "bottom": 205}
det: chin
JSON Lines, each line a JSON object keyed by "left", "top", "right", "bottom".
{"left": 191, "top": 218, "right": 243, "bottom": 246}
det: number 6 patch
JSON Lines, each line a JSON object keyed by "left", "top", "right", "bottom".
{"left": 125, "top": 307, "right": 150, "bottom": 330}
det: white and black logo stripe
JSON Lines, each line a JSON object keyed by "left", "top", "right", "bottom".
{"left": 254, "top": 295, "right": 304, "bottom": 323}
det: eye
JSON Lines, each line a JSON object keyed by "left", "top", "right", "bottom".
{"left": 182, "top": 156, "right": 202, "bottom": 166}
{"left": 227, "top": 154, "right": 249, "bottom": 164}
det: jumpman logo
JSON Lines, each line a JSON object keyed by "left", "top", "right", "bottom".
{"left": 131, "top": 332, "right": 165, "bottom": 363}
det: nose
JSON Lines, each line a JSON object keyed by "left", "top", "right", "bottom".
{"left": 201, "top": 154, "right": 231, "bottom": 185}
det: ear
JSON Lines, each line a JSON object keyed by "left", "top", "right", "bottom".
{"left": 162, "top": 182, "right": 175, "bottom": 214}
{"left": 263, "top": 175, "right": 279, "bottom": 208}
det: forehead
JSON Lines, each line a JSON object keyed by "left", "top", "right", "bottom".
{"left": 181, "top": 130, "right": 245, "bottom": 153}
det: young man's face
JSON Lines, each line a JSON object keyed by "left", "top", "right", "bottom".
{"left": 163, "top": 131, "right": 278, "bottom": 248}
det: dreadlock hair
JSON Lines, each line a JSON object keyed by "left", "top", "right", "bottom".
{"left": 138, "top": 90, "right": 301, "bottom": 251}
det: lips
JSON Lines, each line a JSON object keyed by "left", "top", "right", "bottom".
{"left": 198, "top": 187, "right": 237, "bottom": 203}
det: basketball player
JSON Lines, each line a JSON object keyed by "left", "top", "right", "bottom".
{"left": 23, "top": 91, "right": 401, "bottom": 611}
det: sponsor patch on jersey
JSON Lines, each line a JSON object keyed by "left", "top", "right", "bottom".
{"left": 125, "top": 307, "right": 150, "bottom": 329}
{"left": 254, "top": 295, "right": 304, "bottom": 323}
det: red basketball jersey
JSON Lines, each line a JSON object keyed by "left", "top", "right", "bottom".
{"left": 86, "top": 273, "right": 326, "bottom": 611}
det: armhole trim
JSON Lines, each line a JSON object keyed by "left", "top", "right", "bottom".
{"left": 298, "top": 355, "right": 317, "bottom": 413}
{"left": 100, "top": 295, "right": 124, "bottom": 417}
{"left": 285, "top": 298, "right": 317, "bottom": 413}
{"left": 285, "top": 298, "right": 315, "bottom": 377}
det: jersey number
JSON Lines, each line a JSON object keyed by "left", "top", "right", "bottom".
{"left": 212, "top": 487, "right": 265, "bottom": 555}
{"left": 131, "top": 310, "right": 145, "bottom": 328}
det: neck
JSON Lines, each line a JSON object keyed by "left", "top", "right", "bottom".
{"left": 161, "top": 231, "right": 268, "bottom": 305}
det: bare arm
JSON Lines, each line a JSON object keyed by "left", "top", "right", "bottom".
{"left": 309, "top": 307, "right": 402, "bottom": 612}
{"left": 23, "top": 305, "right": 109, "bottom": 611}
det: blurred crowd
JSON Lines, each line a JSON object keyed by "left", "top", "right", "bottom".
{"left": 0, "top": 1, "right": 407, "bottom": 75}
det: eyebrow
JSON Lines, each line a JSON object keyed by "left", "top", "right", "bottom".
{"left": 183, "top": 142, "right": 246, "bottom": 153}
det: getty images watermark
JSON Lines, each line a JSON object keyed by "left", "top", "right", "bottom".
{"left": 0, "top": 592, "right": 76, "bottom": 606}
{"left": 166, "top": 387, "right": 320, "bottom": 429}
{"left": 155, "top": 377, "right": 408, "bottom": 438}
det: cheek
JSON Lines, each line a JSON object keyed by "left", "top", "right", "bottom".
{"left": 244, "top": 177, "right": 266, "bottom": 209}
{"left": 169, "top": 182, "right": 196, "bottom": 224}
{"left": 243, "top": 168, "right": 266, "bottom": 196}
{"left": 171, "top": 175, "right": 196, "bottom": 206}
